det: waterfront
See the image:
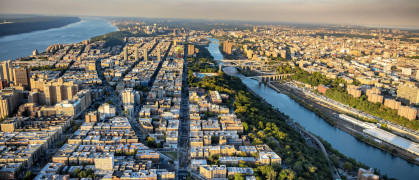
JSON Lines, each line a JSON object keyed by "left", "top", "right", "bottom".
{"left": 0, "top": 18, "right": 117, "bottom": 61}
{"left": 206, "top": 38, "right": 419, "bottom": 180}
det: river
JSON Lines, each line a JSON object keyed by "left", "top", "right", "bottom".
{"left": 206, "top": 38, "right": 419, "bottom": 180}
{"left": 0, "top": 18, "right": 117, "bottom": 61}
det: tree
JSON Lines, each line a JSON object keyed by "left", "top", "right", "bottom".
{"left": 330, "top": 154, "right": 340, "bottom": 167}
{"left": 266, "top": 170, "right": 277, "bottom": 180}
{"left": 209, "top": 154, "right": 220, "bottom": 165}
{"left": 277, "top": 169, "right": 295, "bottom": 180}
{"left": 234, "top": 173, "right": 245, "bottom": 180}
{"left": 305, "top": 164, "right": 317, "bottom": 173}
{"left": 343, "top": 162, "right": 353, "bottom": 171}
{"left": 272, "top": 162, "right": 282, "bottom": 172}
{"left": 146, "top": 136, "right": 156, "bottom": 148}
{"left": 292, "top": 161, "right": 304, "bottom": 174}
{"left": 23, "top": 171, "right": 34, "bottom": 180}
{"left": 238, "top": 160, "right": 247, "bottom": 167}
{"left": 237, "top": 152, "right": 247, "bottom": 157}
{"left": 278, "top": 170, "right": 288, "bottom": 180}
{"left": 242, "top": 122, "right": 249, "bottom": 132}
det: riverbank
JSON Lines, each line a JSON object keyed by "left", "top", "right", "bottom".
{"left": 209, "top": 37, "right": 419, "bottom": 179}
{"left": 268, "top": 81, "right": 419, "bottom": 165}
{"left": 0, "top": 18, "right": 117, "bottom": 61}
{"left": 242, "top": 82, "right": 340, "bottom": 179}
{"left": 0, "top": 16, "right": 81, "bottom": 37}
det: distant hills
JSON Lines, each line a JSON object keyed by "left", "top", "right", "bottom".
{"left": 0, "top": 15, "right": 81, "bottom": 37}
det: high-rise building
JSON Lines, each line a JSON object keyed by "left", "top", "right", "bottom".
{"left": 367, "top": 94, "right": 384, "bottom": 104}
{"left": 280, "top": 50, "right": 287, "bottom": 59}
{"left": 347, "top": 85, "right": 362, "bottom": 98}
{"left": 0, "top": 80, "right": 9, "bottom": 90}
{"left": 121, "top": 88, "right": 140, "bottom": 107}
{"left": 0, "top": 87, "right": 21, "bottom": 119}
{"left": 85, "top": 110, "right": 99, "bottom": 122}
{"left": 200, "top": 165, "right": 227, "bottom": 179}
{"left": 94, "top": 152, "right": 114, "bottom": 171}
{"left": 223, "top": 41, "right": 234, "bottom": 55}
{"left": 98, "top": 103, "right": 116, "bottom": 120}
{"left": 318, "top": 84, "right": 330, "bottom": 94}
{"left": 397, "top": 82, "right": 419, "bottom": 105}
{"left": 398, "top": 106, "right": 418, "bottom": 121}
{"left": 384, "top": 99, "right": 401, "bottom": 110}
{"left": 0, "top": 60, "right": 14, "bottom": 83}
{"left": 134, "top": 46, "right": 139, "bottom": 61}
{"left": 44, "top": 78, "right": 79, "bottom": 106}
{"left": 123, "top": 47, "right": 128, "bottom": 60}
{"left": 74, "top": 89, "right": 92, "bottom": 112}
{"left": 86, "top": 60, "right": 96, "bottom": 71}
{"left": 144, "top": 48, "right": 148, "bottom": 61}
{"left": 157, "top": 46, "right": 161, "bottom": 61}
{"left": 55, "top": 89, "right": 91, "bottom": 118}
{"left": 188, "top": 44, "right": 195, "bottom": 56}
{"left": 13, "top": 67, "right": 30, "bottom": 90}
{"left": 32, "top": 49, "right": 39, "bottom": 56}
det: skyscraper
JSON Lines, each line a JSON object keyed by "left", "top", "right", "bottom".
{"left": 122, "top": 88, "right": 134, "bottom": 106}
{"left": 188, "top": 44, "right": 195, "bottom": 57}
{"left": 123, "top": 47, "right": 128, "bottom": 60}
{"left": 144, "top": 48, "right": 148, "bottom": 61}
{"left": 32, "top": 49, "right": 39, "bottom": 56}
{"left": 0, "top": 87, "right": 21, "bottom": 119}
{"left": 223, "top": 41, "right": 234, "bottom": 55}
{"left": 135, "top": 46, "right": 139, "bottom": 61}
{"left": 44, "top": 79, "right": 79, "bottom": 106}
{"left": 157, "top": 46, "right": 161, "bottom": 61}
{"left": 121, "top": 88, "right": 140, "bottom": 108}
{"left": 0, "top": 60, "right": 14, "bottom": 83}
{"left": 13, "top": 67, "right": 30, "bottom": 90}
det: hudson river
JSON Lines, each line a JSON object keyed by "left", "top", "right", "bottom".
{"left": 0, "top": 18, "right": 117, "bottom": 61}
{"left": 207, "top": 38, "right": 419, "bottom": 180}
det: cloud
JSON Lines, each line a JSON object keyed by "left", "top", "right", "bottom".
{"left": 0, "top": 0, "right": 418, "bottom": 28}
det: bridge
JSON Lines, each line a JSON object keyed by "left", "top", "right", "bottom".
{"left": 218, "top": 59, "right": 284, "bottom": 72}
{"left": 249, "top": 74, "right": 294, "bottom": 83}
{"left": 220, "top": 60, "right": 263, "bottom": 63}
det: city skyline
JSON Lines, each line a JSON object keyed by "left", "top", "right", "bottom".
{"left": 0, "top": 2, "right": 419, "bottom": 179}
{"left": 1, "top": 0, "right": 419, "bottom": 29}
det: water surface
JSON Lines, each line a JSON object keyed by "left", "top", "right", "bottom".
{"left": 0, "top": 18, "right": 117, "bottom": 61}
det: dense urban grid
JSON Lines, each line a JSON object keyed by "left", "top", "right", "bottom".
{"left": 0, "top": 19, "right": 418, "bottom": 180}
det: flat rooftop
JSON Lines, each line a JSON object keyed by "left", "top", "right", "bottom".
{"left": 364, "top": 128, "right": 419, "bottom": 156}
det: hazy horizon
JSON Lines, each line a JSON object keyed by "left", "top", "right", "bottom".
{"left": 1, "top": 0, "right": 419, "bottom": 29}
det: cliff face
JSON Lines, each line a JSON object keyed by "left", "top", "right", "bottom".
{"left": 0, "top": 17, "right": 81, "bottom": 37}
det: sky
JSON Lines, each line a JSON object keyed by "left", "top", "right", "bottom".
{"left": 1, "top": 0, "right": 419, "bottom": 28}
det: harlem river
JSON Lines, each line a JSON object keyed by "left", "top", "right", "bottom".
{"left": 0, "top": 18, "right": 117, "bottom": 61}
{"left": 206, "top": 38, "right": 419, "bottom": 180}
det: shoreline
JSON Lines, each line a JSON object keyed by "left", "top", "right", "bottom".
{"left": 0, "top": 18, "right": 117, "bottom": 61}
{"left": 0, "top": 17, "right": 81, "bottom": 37}
{"left": 241, "top": 82, "right": 341, "bottom": 178}
{"left": 266, "top": 81, "right": 419, "bottom": 165}
{"left": 212, "top": 37, "right": 417, "bottom": 178}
